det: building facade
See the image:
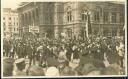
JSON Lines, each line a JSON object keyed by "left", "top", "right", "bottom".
{"left": 3, "top": 8, "right": 19, "bottom": 39}
{"left": 17, "top": 2, "right": 125, "bottom": 39}
{"left": 18, "top": 2, "right": 55, "bottom": 38}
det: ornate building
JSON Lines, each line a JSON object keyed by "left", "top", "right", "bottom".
{"left": 17, "top": 2, "right": 125, "bottom": 39}
{"left": 18, "top": 2, "right": 54, "bottom": 38}
{"left": 3, "top": 8, "right": 19, "bottom": 39}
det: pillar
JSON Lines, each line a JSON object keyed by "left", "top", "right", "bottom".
{"left": 116, "top": 13, "right": 120, "bottom": 23}
{"left": 109, "top": 12, "right": 112, "bottom": 23}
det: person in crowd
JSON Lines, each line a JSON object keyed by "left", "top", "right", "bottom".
{"left": 13, "top": 58, "right": 27, "bottom": 76}
{"left": 61, "top": 66, "right": 76, "bottom": 76}
{"left": 28, "top": 65, "right": 45, "bottom": 76}
{"left": 3, "top": 57, "right": 15, "bottom": 76}
{"left": 45, "top": 67, "right": 60, "bottom": 76}
{"left": 3, "top": 35, "right": 125, "bottom": 76}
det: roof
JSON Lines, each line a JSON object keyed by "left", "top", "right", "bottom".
{"left": 109, "top": 1, "right": 125, "bottom": 4}
{"left": 17, "top": 2, "right": 31, "bottom": 9}
{"left": 3, "top": 8, "right": 18, "bottom": 13}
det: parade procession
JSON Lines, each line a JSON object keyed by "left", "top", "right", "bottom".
{"left": 2, "top": 1, "right": 126, "bottom": 77}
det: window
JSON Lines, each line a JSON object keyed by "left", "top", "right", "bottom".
{"left": 111, "top": 12, "right": 116, "bottom": 23}
{"left": 9, "top": 22, "right": 11, "bottom": 25}
{"left": 4, "top": 28, "right": 6, "bottom": 31}
{"left": 81, "top": 11, "right": 87, "bottom": 21}
{"left": 103, "top": 12, "right": 109, "bottom": 23}
{"left": 3, "top": 22, "right": 5, "bottom": 26}
{"left": 94, "top": 11, "right": 100, "bottom": 22}
{"left": 9, "top": 27, "right": 12, "bottom": 31}
{"left": 3, "top": 17, "right": 5, "bottom": 20}
{"left": 67, "top": 11, "right": 72, "bottom": 22}
{"left": 14, "top": 28, "right": 15, "bottom": 31}
{"left": 17, "top": 23, "right": 18, "bottom": 25}
{"left": 14, "top": 22, "right": 15, "bottom": 25}
{"left": 17, "top": 28, "right": 18, "bottom": 31}
{"left": 120, "top": 13, "right": 124, "bottom": 23}
{"left": 9, "top": 17, "right": 11, "bottom": 20}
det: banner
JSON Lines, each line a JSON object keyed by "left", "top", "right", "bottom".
{"left": 29, "top": 26, "right": 39, "bottom": 33}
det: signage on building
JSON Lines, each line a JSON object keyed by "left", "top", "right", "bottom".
{"left": 29, "top": 26, "right": 39, "bottom": 33}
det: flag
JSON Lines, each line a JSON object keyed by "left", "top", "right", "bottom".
{"left": 85, "top": 13, "right": 92, "bottom": 39}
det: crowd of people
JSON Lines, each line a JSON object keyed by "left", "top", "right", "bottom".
{"left": 3, "top": 35, "right": 125, "bottom": 76}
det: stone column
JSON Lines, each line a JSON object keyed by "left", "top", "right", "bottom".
{"left": 30, "top": 11, "right": 33, "bottom": 26}
{"left": 24, "top": 13, "right": 27, "bottom": 26}
{"left": 22, "top": 14, "right": 25, "bottom": 26}
{"left": 32, "top": 11, "right": 35, "bottom": 26}
{"left": 28, "top": 12, "right": 31, "bottom": 25}
{"left": 34, "top": 9, "right": 37, "bottom": 25}
{"left": 20, "top": 14, "right": 23, "bottom": 37}
{"left": 109, "top": 12, "right": 112, "bottom": 23}
{"left": 26, "top": 13, "right": 28, "bottom": 26}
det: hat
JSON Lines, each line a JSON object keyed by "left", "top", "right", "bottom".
{"left": 80, "top": 56, "right": 104, "bottom": 68}
{"left": 82, "top": 63, "right": 97, "bottom": 75}
{"left": 15, "top": 58, "right": 25, "bottom": 64}
{"left": 3, "top": 57, "right": 15, "bottom": 63}
{"left": 61, "top": 66, "right": 76, "bottom": 76}
{"left": 47, "top": 57, "right": 59, "bottom": 67}
{"left": 101, "top": 66, "right": 119, "bottom": 75}
{"left": 45, "top": 67, "right": 60, "bottom": 76}
{"left": 28, "top": 66, "right": 45, "bottom": 76}
{"left": 87, "top": 69, "right": 101, "bottom": 75}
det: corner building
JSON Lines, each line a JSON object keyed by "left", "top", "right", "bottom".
{"left": 3, "top": 8, "right": 19, "bottom": 38}
{"left": 18, "top": 2, "right": 125, "bottom": 39}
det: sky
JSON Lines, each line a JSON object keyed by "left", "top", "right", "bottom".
{"left": 2, "top": 0, "right": 125, "bottom": 10}
{"left": 3, "top": 0, "right": 22, "bottom": 10}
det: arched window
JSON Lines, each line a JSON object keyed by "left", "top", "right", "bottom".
{"left": 111, "top": 12, "right": 117, "bottom": 23}
{"left": 81, "top": 10, "right": 87, "bottom": 21}
{"left": 94, "top": 6, "right": 102, "bottom": 22}
{"left": 67, "top": 7, "right": 72, "bottom": 22}
{"left": 94, "top": 11, "right": 100, "bottom": 22}
{"left": 120, "top": 13, "right": 124, "bottom": 23}
{"left": 103, "top": 12, "right": 109, "bottom": 23}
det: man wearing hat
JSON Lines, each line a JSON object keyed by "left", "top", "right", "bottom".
{"left": 13, "top": 58, "right": 27, "bottom": 76}
{"left": 3, "top": 57, "right": 15, "bottom": 76}
{"left": 45, "top": 67, "right": 60, "bottom": 76}
{"left": 28, "top": 65, "right": 45, "bottom": 76}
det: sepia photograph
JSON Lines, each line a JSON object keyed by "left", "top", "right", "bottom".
{"left": 1, "top": 0, "right": 127, "bottom": 78}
